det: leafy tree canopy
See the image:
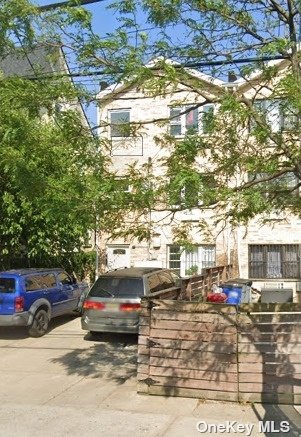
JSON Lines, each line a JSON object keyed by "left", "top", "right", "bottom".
{"left": 73, "top": 0, "right": 301, "bottom": 240}
{"left": 0, "top": 0, "right": 113, "bottom": 274}
{"left": 2, "top": 0, "right": 301, "bottom": 257}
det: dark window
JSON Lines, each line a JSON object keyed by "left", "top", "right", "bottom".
{"left": 110, "top": 110, "right": 130, "bottom": 137}
{"left": 249, "top": 244, "right": 300, "bottom": 279}
{"left": 89, "top": 276, "right": 144, "bottom": 298}
{"left": 58, "top": 272, "right": 73, "bottom": 285}
{"left": 26, "top": 274, "right": 56, "bottom": 291}
{"left": 0, "top": 278, "right": 16, "bottom": 293}
{"left": 113, "top": 249, "right": 126, "bottom": 255}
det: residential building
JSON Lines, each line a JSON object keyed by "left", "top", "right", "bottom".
{"left": 97, "top": 59, "right": 301, "bottom": 300}
{"left": 0, "top": 44, "right": 90, "bottom": 127}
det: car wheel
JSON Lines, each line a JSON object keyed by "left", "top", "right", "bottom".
{"left": 28, "top": 309, "right": 49, "bottom": 337}
{"left": 89, "top": 331, "right": 101, "bottom": 337}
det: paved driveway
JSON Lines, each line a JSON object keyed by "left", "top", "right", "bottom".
{"left": 0, "top": 316, "right": 198, "bottom": 437}
{"left": 1, "top": 316, "right": 301, "bottom": 437}
{"left": 0, "top": 315, "right": 138, "bottom": 403}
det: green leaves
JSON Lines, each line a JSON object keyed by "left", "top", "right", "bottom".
{"left": 0, "top": 72, "right": 106, "bottom": 270}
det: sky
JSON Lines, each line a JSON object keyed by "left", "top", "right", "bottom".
{"left": 32, "top": 1, "right": 288, "bottom": 127}
{"left": 35, "top": 0, "right": 119, "bottom": 35}
{"left": 34, "top": 0, "right": 150, "bottom": 127}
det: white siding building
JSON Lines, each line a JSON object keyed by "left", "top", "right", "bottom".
{"left": 97, "top": 61, "right": 301, "bottom": 300}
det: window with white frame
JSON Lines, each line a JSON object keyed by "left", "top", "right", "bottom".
{"left": 167, "top": 244, "right": 216, "bottom": 276}
{"left": 249, "top": 244, "right": 300, "bottom": 279}
{"left": 279, "top": 102, "right": 300, "bottom": 131}
{"left": 169, "top": 104, "right": 214, "bottom": 136}
{"left": 250, "top": 99, "right": 301, "bottom": 133}
{"left": 109, "top": 109, "right": 130, "bottom": 138}
{"left": 250, "top": 99, "right": 280, "bottom": 133}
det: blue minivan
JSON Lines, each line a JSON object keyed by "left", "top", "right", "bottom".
{"left": 0, "top": 268, "right": 88, "bottom": 337}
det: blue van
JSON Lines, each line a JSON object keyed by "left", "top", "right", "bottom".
{"left": 0, "top": 268, "right": 88, "bottom": 337}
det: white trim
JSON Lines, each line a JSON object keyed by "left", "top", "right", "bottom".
{"left": 97, "top": 58, "right": 225, "bottom": 100}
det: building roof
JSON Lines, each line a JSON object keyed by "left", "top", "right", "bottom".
{"left": 0, "top": 45, "right": 61, "bottom": 78}
{"left": 0, "top": 45, "right": 91, "bottom": 129}
{"left": 97, "top": 57, "right": 225, "bottom": 101}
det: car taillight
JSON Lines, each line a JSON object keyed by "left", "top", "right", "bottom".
{"left": 14, "top": 296, "right": 24, "bottom": 312}
{"left": 120, "top": 303, "right": 141, "bottom": 312}
{"left": 83, "top": 301, "right": 105, "bottom": 310}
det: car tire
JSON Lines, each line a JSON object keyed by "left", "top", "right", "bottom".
{"left": 89, "top": 331, "right": 101, "bottom": 337}
{"left": 28, "top": 309, "right": 49, "bottom": 337}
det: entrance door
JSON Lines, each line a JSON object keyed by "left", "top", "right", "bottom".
{"left": 106, "top": 245, "right": 130, "bottom": 270}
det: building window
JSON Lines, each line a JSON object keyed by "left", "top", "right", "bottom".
{"left": 250, "top": 99, "right": 301, "bottom": 133}
{"left": 249, "top": 244, "right": 300, "bottom": 279}
{"left": 200, "top": 104, "right": 215, "bottom": 134}
{"left": 250, "top": 99, "right": 280, "bottom": 133}
{"left": 169, "top": 104, "right": 214, "bottom": 136}
{"left": 168, "top": 245, "right": 181, "bottom": 273}
{"left": 113, "top": 177, "right": 132, "bottom": 196}
{"left": 109, "top": 109, "right": 130, "bottom": 137}
{"left": 248, "top": 172, "right": 299, "bottom": 197}
{"left": 167, "top": 245, "right": 216, "bottom": 276}
{"left": 280, "top": 103, "right": 300, "bottom": 131}
{"left": 168, "top": 173, "right": 217, "bottom": 208}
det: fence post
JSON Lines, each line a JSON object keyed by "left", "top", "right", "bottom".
{"left": 137, "top": 298, "right": 152, "bottom": 393}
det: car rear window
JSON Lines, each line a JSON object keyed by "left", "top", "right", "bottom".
{"left": 0, "top": 278, "right": 16, "bottom": 293}
{"left": 89, "top": 276, "right": 144, "bottom": 298}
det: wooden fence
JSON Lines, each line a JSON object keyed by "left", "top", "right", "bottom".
{"left": 137, "top": 300, "right": 301, "bottom": 405}
{"left": 180, "top": 264, "right": 232, "bottom": 301}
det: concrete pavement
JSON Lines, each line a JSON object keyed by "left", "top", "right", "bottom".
{"left": 0, "top": 316, "right": 300, "bottom": 437}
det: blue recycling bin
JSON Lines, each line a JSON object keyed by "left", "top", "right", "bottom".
{"left": 227, "top": 286, "right": 243, "bottom": 304}
{"left": 220, "top": 278, "right": 252, "bottom": 305}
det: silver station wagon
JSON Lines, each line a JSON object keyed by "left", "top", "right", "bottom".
{"left": 81, "top": 267, "right": 180, "bottom": 334}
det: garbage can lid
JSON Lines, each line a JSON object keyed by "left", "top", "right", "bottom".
{"left": 225, "top": 278, "right": 253, "bottom": 286}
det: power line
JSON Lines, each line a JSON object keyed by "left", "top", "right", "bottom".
{"left": 37, "top": 0, "right": 109, "bottom": 12}
{"left": 26, "top": 54, "right": 287, "bottom": 80}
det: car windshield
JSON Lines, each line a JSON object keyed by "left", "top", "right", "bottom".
{"left": 0, "top": 278, "right": 16, "bottom": 293}
{"left": 89, "top": 276, "right": 144, "bottom": 298}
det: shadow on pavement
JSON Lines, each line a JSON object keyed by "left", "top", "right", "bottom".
{"left": 50, "top": 332, "right": 138, "bottom": 384}
{"left": 85, "top": 331, "right": 138, "bottom": 346}
{"left": 0, "top": 314, "right": 79, "bottom": 340}
{"left": 252, "top": 403, "right": 301, "bottom": 436}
